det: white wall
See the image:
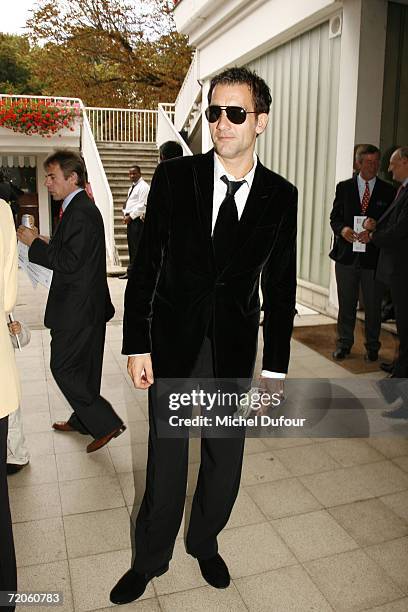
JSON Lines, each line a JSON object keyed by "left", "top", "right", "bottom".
{"left": 175, "top": 0, "right": 340, "bottom": 79}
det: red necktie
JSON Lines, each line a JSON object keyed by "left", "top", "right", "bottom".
{"left": 59, "top": 206, "right": 64, "bottom": 221}
{"left": 361, "top": 181, "right": 370, "bottom": 214}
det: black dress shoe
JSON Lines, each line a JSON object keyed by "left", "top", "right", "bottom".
{"left": 198, "top": 553, "right": 230, "bottom": 589}
{"left": 365, "top": 350, "right": 378, "bottom": 362}
{"left": 110, "top": 564, "right": 168, "bottom": 604}
{"left": 7, "top": 462, "right": 29, "bottom": 475}
{"left": 380, "top": 361, "right": 395, "bottom": 374}
{"left": 382, "top": 404, "right": 408, "bottom": 419}
{"left": 332, "top": 348, "right": 350, "bottom": 361}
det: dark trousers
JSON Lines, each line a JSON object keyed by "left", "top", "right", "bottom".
{"left": 50, "top": 324, "right": 123, "bottom": 439}
{"left": 127, "top": 218, "right": 144, "bottom": 274}
{"left": 335, "top": 260, "right": 385, "bottom": 352}
{"left": 0, "top": 416, "right": 17, "bottom": 611}
{"left": 391, "top": 280, "right": 408, "bottom": 378}
{"left": 132, "top": 338, "right": 246, "bottom": 573}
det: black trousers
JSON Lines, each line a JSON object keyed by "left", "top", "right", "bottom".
{"left": 127, "top": 218, "right": 144, "bottom": 274}
{"left": 132, "top": 338, "right": 246, "bottom": 574}
{"left": 335, "top": 260, "right": 385, "bottom": 352}
{"left": 391, "top": 280, "right": 408, "bottom": 378}
{"left": 50, "top": 324, "right": 123, "bottom": 439}
{"left": 0, "top": 416, "right": 17, "bottom": 612}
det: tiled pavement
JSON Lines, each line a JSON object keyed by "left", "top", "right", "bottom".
{"left": 9, "top": 272, "right": 408, "bottom": 611}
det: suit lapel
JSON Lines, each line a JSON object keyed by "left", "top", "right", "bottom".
{"left": 232, "top": 161, "right": 275, "bottom": 253}
{"left": 50, "top": 191, "right": 82, "bottom": 241}
{"left": 192, "top": 150, "right": 215, "bottom": 240}
{"left": 351, "top": 175, "right": 361, "bottom": 214}
{"left": 377, "top": 186, "right": 406, "bottom": 225}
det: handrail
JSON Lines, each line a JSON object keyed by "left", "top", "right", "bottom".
{"left": 157, "top": 104, "right": 192, "bottom": 156}
{"left": 174, "top": 50, "right": 201, "bottom": 132}
{"left": 85, "top": 107, "right": 158, "bottom": 142}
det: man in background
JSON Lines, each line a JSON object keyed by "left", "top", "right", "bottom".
{"left": 363, "top": 147, "right": 408, "bottom": 417}
{"left": 17, "top": 149, "right": 125, "bottom": 453}
{"left": 329, "top": 144, "right": 395, "bottom": 362}
{"left": 119, "top": 165, "right": 149, "bottom": 280}
{"left": 159, "top": 140, "right": 184, "bottom": 161}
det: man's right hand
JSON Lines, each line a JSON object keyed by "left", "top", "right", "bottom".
{"left": 127, "top": 355, "right": 154, "bottom": 389}
{"left": 341, "top": 226, "right": 357, "bottom": 243}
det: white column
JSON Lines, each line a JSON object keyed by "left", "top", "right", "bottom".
{"left": 328, "top": 0, "right": 388, "bottom": 311}
{"left": 36, "top": 154, "right": 50, "bottom": 237}
{"left": 201, "top": 79, "right": 213, "bottom": 152}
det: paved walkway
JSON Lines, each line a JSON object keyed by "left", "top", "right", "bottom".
{"left": 9, "top": 271, "right": 408, "bottom": 612}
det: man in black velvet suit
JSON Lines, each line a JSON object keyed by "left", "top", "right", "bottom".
{"left": 363, "top": 147, "right": 408, "bottom": 416}
{"left": 17, "top": 150, "right": 125, "bottom": 453}
{"left": 329, "top": 145, "right": 395, "bottom": 361}
{"left": 111, "top": 68, "right": 297, "bottom": 604}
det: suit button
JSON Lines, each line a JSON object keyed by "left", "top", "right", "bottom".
{"left": 216, "top": 282, "right": 226, "bottom": 287}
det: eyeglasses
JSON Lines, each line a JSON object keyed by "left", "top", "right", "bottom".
{"left": 205, "top": 105, "right": 257, "bottom": 125}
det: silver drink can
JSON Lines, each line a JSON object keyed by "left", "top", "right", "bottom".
{"left": 22, "top": 214, "right": 35, "bottom": 228}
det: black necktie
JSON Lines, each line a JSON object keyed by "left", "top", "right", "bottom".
{"left": 213, "top": 175, "right": 245, "bottom": 269}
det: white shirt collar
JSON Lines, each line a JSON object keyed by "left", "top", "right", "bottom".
{"left": 214, "top": 151, "right": 257, "bottom": 189}
{"left": 402, "top": 178, "right": 408, "bottom": 188}
{"left": 357, "top": 173, "right": 376, "bottom": 188}
{"left": 62, "top": 188, "right": 84, "bottom": 211}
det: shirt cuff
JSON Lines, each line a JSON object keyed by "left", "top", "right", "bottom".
{"left": 128, "top": 353, "right": 150, "bottom": 357}
{"left": 261, "top": 370, "right": 286, "bottom": 379}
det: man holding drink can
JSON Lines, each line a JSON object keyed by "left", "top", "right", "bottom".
{"left": 17, "top": 149, "right": 126, "bottom": 453}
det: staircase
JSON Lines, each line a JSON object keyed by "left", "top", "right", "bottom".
{"left": 96, "top": 142, "right": 158, "bottom": 269}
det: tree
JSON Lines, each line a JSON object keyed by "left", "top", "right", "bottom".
{"left": 0, "top": 34, "right": 44, "bottom": 94}
{"left": 26, "top": 0, "right": 192, "bottom": 108}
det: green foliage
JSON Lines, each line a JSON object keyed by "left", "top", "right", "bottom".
{"left": 23, "top": 0, "right": 193, "bottom": 108}
{"left": 0, "top": 34, "right": 44, "bottom": 94}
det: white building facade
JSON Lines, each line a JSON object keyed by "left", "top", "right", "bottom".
{"left": 173, "top": 0, "right": 408, "bottom": 313}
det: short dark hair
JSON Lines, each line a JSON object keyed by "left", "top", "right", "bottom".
{"left": 44, "top": 149, "right": 86, "bottom": 188}
{"left": 129, "top": 165, "right": 141, "bottom": 173}
{"left": 159, "top": 141, "right": 183, "bottom": 161}
{"left": 355, "top": 144, "right": 380, "bottom": 164}
{"left": 208, "top": 67, "right": 272, "bottom": 115}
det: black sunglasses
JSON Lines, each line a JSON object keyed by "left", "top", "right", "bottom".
{"left": 205, "top": 105, "right": 257, "bottom": 125}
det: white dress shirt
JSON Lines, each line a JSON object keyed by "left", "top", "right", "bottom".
{"left": 62, "top": 188, "right": 84, "bottom": 212}
{"left": 357, "top": 174, "right": 376, "bottom": 202}
{"left": 130, "top": 153, "right": 286, "bottom": 379}
{"left": 123, "top": 178, "right": 149, "bottom": 220}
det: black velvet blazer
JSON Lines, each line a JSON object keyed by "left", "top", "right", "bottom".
{"left": 29, "top": 190, "right": 114, "bottom": 330}
{"left": 123, "top": 150, "right": 298, "bottom": 379}
{"left": 329, "top": 175, "right": 395, "bottom": 269}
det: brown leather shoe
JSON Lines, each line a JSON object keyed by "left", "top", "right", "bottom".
{"left": 87, "top": 425, "right": 126, "bottom": 453}
{"left": 52, "top": 421, "right": 76, "bottom": 432}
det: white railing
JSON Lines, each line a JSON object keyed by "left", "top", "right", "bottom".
{"left": 85, "top": 107, "right": 158, "bottom": 143}
{"left": 157, "top": 104, "right": 192, "bottom": 156}
{"left": 0, "top": 93, "right": 115, "bottom": 265}
{"left": 174, "top": 50, "right": 201, "bottom": 132}
{"left": 80, "top": 111, "right": 115, "bottom": 265}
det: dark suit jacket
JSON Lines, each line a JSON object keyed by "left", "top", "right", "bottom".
{"left": 329, "top": 175, "right": 395, "bottom": 268}
{"left": 29, "top": 190, "right": 114, "bottom": 330}
{"left": 372, "top": 185, "right": 408, "bottom": 285}
{"left": 123, "top": 150, "right": 298, "bottom": 379}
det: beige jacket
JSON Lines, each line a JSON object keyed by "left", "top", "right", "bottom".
{"left": 0, "top": 199, "right": 20, "bottom": 417}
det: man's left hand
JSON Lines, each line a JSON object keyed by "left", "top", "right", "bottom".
{"left": 256, "top": 376, "right": 285, "bottom": 416}
{"left": 17, "top": 225, "right": 39, "bottom": 247}
{"left": 363, "top": 217, "right": 376, "bottom": 231}
{"left": 358, "top": 230, "right": 371, "bottom": 244}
